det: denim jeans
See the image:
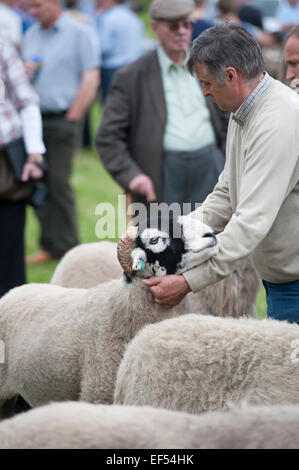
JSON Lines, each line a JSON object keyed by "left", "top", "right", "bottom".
{"left": 263, "top": 280, "right": 299, "bottom": 324}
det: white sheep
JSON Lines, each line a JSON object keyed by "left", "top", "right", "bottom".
{"left": 51, "top": 241, "right": 259, "bottom": 318}
{"left": 114, "top": 313, "right": 299, "bottom": 414}
{"left": 0, "top": 216, "right": 218, "bottom": 419}
{"left": 1, "top": 401, "right": 299, "bottom": 448}
{"left": 187, "top": 258, "right": 259, "bottom": 318}
{"left": 51, "top": 241, "right": 122, "bottom": 288}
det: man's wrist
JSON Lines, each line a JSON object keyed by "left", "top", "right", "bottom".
{"left": 182, "top": 273, "right": 192, "bottom": 293}
{"left": 27, "top": 154, "right": 44, "bottom": 167}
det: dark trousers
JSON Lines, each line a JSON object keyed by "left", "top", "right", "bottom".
{"left": 162, "top": 143, "right": 225, "bottom": 212}
{"left": 263, "top": 280, "right": 299, "bottom": 324}
{"left": 37, "top": 116, "right": 80, "bottom": 258}
{"left": 0, "top": 201, "right": 26, "bottom": 298}
{"left": 101, "top": 67, "right": 119, "bottom": 102}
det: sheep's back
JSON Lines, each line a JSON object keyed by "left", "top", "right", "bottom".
{"left": 1, "top": 401, "right": 299, "bottom": 448}
{"left": 51, "top": 242, "right": 122, "bottom": 288}
{"left": 114, "top": 314, "right": 299, "bottom": 414}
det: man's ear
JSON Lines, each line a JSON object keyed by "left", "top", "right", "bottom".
{"left": 224, "top": 67, "right": 238, "bottom": 83}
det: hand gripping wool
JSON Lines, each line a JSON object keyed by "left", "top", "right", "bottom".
{"left": 114, "top": 313, "right": 299, "bottom": 414}
{"left": 0, "top": 401, "right": 299, "bottom": 449}
{"left": 0, "top": 216, "right": 217, "bottom": 419}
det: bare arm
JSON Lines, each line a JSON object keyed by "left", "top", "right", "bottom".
{"left": 66, "top": 68, "right": 100, "bottom": 121}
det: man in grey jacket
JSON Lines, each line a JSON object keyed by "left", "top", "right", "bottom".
{"left": 145, "top": 24, "right": 299, "bottom": 324}
{"left": 96, "top": 0, "right": 228, "bottom": 208}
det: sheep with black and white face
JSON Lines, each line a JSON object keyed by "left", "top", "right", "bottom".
{"left": 0, "top": 216, "right": 217, "bottom": 419}
{"left": 51, "top": 220, "right": 259, "bottom": 319}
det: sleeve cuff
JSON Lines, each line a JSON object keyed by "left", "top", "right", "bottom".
{"left": 183, "top": 260, "right": 218, "bottom": 293}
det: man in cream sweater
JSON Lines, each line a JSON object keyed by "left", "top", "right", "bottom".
{"left": 144, "top": 24, "right": 299, "bottom": 324}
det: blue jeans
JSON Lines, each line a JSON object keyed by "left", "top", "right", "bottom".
{"left": 263, "top": 280, "right": 299, "bottom": 324}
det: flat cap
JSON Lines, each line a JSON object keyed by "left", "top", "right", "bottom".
{"left": 150, "top": 0, "right": 195, "bottom": 20}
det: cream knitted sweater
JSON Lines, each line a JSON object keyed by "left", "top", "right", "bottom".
{"left": 184, "top": 77, "right": 299, "bottom": 291}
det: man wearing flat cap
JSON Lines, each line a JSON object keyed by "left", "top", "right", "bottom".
{"left": 96, "top": 0, "right": 228, "bottom": 208}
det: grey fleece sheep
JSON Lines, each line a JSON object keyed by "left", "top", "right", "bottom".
{"left": 114, "top": 313, "right": 299, "bottom": 414}
{"left": 0, "top": 217, "right": 218, "bottom": 419}
{"left": 0, "top": 401, "right": 299, "bottom": 449}
{"left": 51, "top": 240, "right": 259, "bottom": 318}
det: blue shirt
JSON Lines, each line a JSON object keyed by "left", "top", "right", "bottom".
{"left": 94, "top": 4, "right": 144, "bottom": 69}
{"left": 22, "top": 13, "right": 100, "bottom": 112}
{"left": 276, "top": 2, "right": 299, "bottom": 26}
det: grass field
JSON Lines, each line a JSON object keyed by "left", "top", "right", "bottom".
{"left": 24, "top": 102, "right": 267, "bottom": 320}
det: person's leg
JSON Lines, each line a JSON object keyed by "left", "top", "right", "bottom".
{"left": 101, "top": 67, "right": 118, "bottom": 103}
{"left": 0, "top": 202, "right": 32, "bottom": 413}
{"left": 263, "top": 280, "right": 299, "bottom": 324}
{"left": 82, "top": 111, "right": 92, "bottom": 149}
{"left": 0, "top": 201, "right": 26, "bottom": 298}
{"left": 162, "top": 150, "right": 186, "bottom": 207}
{"left": 35, "top": 117, "right": 80, "bottom": 258}
{"left": 185, "top": 143, "right": 225, "bottom": 210}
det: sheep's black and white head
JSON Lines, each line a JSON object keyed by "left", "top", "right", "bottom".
{"left": 117, "top": 215, "right": 218, "bottom": 280}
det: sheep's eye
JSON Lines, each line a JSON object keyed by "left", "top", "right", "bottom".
{"left": 149, "top": 237, "right": 159, "bottom": 245}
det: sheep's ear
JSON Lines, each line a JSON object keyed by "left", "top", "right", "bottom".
{"left": 178, "top": 215, "right": 215, "bottom": 252}
{"left": 131, "top": 248, "right": 147, "bottom": 271}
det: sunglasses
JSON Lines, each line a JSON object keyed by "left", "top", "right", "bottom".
{"left": 162, "top": 19, "right": 193, "bottom": 32}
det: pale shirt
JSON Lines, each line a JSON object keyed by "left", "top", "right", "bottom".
{"left": 157, "top": 47, "right": 216, "bottom": 152}
{"left": 275, "top": 2, "right": 299, "bottom": 26}
{"left": 184, "top": 74, "right": 299, "bottom": 291}
{"left": 22, "top": 13, "right": 100, "bottom": 112}
{"left": 0, "top": 4, "right": 22, "bottom": 47}
{"left": 93, "top": 4, "right": 144, "bottom": 69}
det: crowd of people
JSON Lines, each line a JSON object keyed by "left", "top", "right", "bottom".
{"left": 0, "top": 0, "right": 299, "bottom": 325}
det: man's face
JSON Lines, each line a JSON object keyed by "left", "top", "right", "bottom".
{"left": 195, "top": 62, "right": 237, "bottom": 112}
{"left": 29, "top": 0, "right": 57, "bottom": 26}
{"left": 285, "top": 36, "right": 299, "bottom": 90}
{"left": 151, "top": 18, "right": 192, "bottom": 55}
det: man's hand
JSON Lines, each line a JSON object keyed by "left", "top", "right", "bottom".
{"left": 143, "top": 275, "right": 191, "bottom": 309}
{"left": 23, "top": 61, "right": 37, "bottom": 80}
{"left": 21, "top": 163, "right": 43, "bottom": 181}
{"left": 129, "top": 174, "right": 157, "bottom": 202}
{"left": 21, "top": 154, "right": 44, "bottom": 181}
{"left": 65, "top": 108, "right": 82, "bottom": 122}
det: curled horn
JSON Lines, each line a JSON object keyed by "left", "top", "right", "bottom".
{"left": 117, "top": 225, "right": 139, "bottom": 275}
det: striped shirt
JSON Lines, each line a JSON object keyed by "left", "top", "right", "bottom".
{"left": 232, "top": 72, "right": 271, "bottom": 126}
